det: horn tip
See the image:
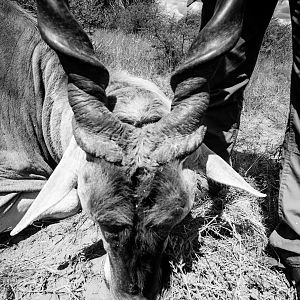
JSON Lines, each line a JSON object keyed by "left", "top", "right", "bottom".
{"left": 10, "top": 221, "right": 30, "bottom": 236}
{"left": 257, "top": 192, "right": 267, "bottom": 198}
{"left": 10, "top": 227, "right": 21, "bottom": 236}
{"left": 250, "top": 190, "right": 267, "bottom": 198}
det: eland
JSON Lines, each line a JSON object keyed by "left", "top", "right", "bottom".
{"left": 0, "top": 0, "right": 264, "bottom": 299}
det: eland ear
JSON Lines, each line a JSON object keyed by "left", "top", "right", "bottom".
{"left": 184, "top": 144, "right": 266, "bottom": 197}
{"left": 11, "top": 137, "right": 85, "bottom": 236}
{"left": 187, "top": 0, "right": 197, "bottom": 7}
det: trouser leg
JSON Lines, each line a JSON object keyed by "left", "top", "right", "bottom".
{"left": 201, "top": 0, "right": 278, "bottom": 162}
{"left": 269, "top": 0, "right": 300, "bottom": 267}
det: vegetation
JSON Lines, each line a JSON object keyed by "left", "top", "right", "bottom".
{"left": 15, "top": 0, "right": 288, "bottom": 72}
{"left": 14, "top": 0, "right": 201, "bottom": 70}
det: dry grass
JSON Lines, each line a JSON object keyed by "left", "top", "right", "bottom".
{"left": 0, "top": 216, "right": 108, "bottom": 300}
{"left": 93, "top": 29, "right": 159, "bottom": 77}
{"left": 93, "top": 29, "right": 172, "bottom": 96}
{"left": 0, "top": 21, "right": 297, "bottom": 300}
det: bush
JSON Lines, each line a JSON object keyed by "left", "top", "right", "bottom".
{"left": 13, "top": 0, "right": 202, "bottom": 71}
{"left": 112, "top": 3, "right": 159, "bottom": 34}
{"left": 13, "top": 0, "right": 156, "bottom": 31}
{"left": 107, "top": 3, "right": 202, "bottom": 71}
{"left": 147, "top": 13, "right": 201, "bottom": 71}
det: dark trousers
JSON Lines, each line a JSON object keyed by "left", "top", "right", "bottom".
{"left": 202, "top": 0, "right": 300, "bottom": 266}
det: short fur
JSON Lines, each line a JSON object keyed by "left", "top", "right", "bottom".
{"left": 85, "top": 159, "right": 189, "bottom": 294}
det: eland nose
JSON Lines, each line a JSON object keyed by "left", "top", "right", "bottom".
{"left": 129, "top": 283, "right": 140, "bottom": 295}
{"left": 114, "top": 291, "right": 152, "bottom": 300}
{"left": 122, "top": 296, "right": 148, "bottom": 300}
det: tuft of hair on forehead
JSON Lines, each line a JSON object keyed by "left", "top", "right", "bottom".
{"left": 89, "top": 158, "right": 188, "bottom": 230}
{"left": 136, "top": 161, "right": 188, "bottom": 228}
{"left": 107, "top": 71, "right": 171, "bottom": 126}
{"left": 108, "top": 71, "right": 170, "bottom": 105}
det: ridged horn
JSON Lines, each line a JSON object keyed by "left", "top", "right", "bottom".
{"left": 172, "top": 0, "right": 246, "bottom": 88}
{"left": 149, "top": 0, "right": 246, "bottom": 164}
{"left": 36, "top": 0, "right": 132, "bottom": 162}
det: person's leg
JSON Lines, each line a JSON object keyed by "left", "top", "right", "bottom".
{"left": 201, "top": 0, "right": 278, "bottom": 163}
{"left": 269, "top": 0, "right": 300, "bottom": 295}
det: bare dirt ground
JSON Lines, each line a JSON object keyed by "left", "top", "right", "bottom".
{"left": 0, "top": 215, "right": 109, "bottom": 300}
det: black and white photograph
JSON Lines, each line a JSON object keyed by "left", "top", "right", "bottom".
{"left": 0, "top": 0, "right": 299, "bottom": 299}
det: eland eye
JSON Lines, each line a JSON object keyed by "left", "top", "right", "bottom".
{"left": 100, "top": 224, "right": 128, "bottom": 246}
{"left": 103, "top": 230, "right": 119, "bottom": 241}
{"left": 102, "top": 229, "right": 120, "bottom": 249}
{"left": 101, "top": 225, "right": 121, "bottom": 237}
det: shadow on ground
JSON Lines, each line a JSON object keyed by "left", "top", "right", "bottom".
{"left": 0, "top": 219, "right": 60, "bottom": 249}
{"left": 232, "top": 149, "right": 281, "bottom": 232}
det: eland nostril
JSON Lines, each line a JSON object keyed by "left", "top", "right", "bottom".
{"left": 129, "top": 283, "right": 140, "bottom": 295}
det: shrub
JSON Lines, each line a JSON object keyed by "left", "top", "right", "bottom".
{"left": 112, "top": 2, "right": 159, "bottom": 34}
{"left": 147, "top": 13, "right": 201, "bottom": 71}
{"left": 13, "top": 0, "right": 202, "bottom": 71}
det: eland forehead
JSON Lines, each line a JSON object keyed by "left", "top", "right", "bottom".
{"left": 80, "top": 158, "right": 188, "bottom": 289}
{"left": 107, "top": 72, "right": 171, "bottom": 126}
{"left": 84, "top": 158, "right": 188, "bottom": 232}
